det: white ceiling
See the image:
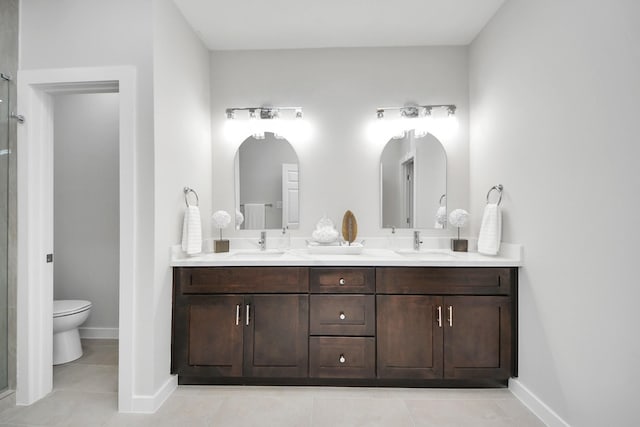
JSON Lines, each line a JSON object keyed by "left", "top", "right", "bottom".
{"left": 172, "top": 0, "right": 506, "bottom": 51}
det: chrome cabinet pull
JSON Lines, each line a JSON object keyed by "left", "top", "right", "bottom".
{"left": 339, "top": 312, "right": 346, "bottom": 320}
{"left": 236, "top": 304, "right": 241, "bottom": 326}
{"left": 246, "top": 304, "right": 250, "bottom": 326}
{"left": 437, "top": 306, "right": 442, "bottom": 328}
{"left": 339, "top": 278, "right": 345, "bottom": 286}
{"left": 339, "top": 354, "right": 346, "bottom": 364}
{"left": 448, "top": 305, "right": 453, "bottom": 327}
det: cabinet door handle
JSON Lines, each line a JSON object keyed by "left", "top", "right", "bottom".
{"left": 339, "top": 354, "right": 346, "bottom": 364}
{"left": 246, "top": 304, "right": 250, "bottom": 326}
{"left": 339, "top": 312, "right": 346, "bottom": 320}
{"left": 338, "top": 278, "right": 345, "bottom": 286}
{"left": 437, "top": 306, "right": 442, "bottom": 328}
{"left": 236, "top": 304, "right": 241, "bottom": 326}
{"left": 448, "top": 305, "right": 453, "bottom": 327}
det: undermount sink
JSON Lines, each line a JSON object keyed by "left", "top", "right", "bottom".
{"left": 394, "top": 249, "right": 457, "bottom": 259}
{"left": 229, "top": 249, "right": 286, "bottom": 257}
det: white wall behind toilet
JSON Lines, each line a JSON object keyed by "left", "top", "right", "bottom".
{"left": 53, "top": 92, "right": 119, "bottom": 338}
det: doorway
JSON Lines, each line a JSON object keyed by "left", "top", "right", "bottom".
{"left": 16, "top": 67, "right": 136, "bottom": 410}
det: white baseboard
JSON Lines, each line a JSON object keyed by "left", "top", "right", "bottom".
{"left": 509, "top": 378, "right": 571, "bottom": 427}
{"left": 79, "top": 327, "right": 119, "bottom": 339}
{"left": 127, "top": 376, "right": 177, "bottom": 414}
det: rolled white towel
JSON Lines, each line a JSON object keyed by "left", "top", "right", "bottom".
{"left": 434, "top": 206, "right": 447, "bottom": 229}
{"left": 477, "top": 203, "right": 502, "bottom": 255}
{"left": 181, "top": 206, "right": 202, "bottom": 255}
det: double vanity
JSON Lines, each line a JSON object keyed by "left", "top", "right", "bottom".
{"left": 171, "top": 244, "right": 521, "bottom": 388}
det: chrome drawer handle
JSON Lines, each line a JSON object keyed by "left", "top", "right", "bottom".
{"left": 339, "top": 354, "right": 346, "bottom": 364}
{"left": 339, "top": 278, "right": 345, "bottom": 286}
{"left": 236, "top": 304, "right": 241, "bottom": 326}
{"left": 437, "top": 305, "right": 442, "bottom": 328}
{"left": 448, "top": 305, "right": 453, "bottom": 327}
{"left": 339, "top": 312, "right": 346, "bottom": 320}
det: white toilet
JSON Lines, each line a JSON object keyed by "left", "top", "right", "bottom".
{"left": 53, "top": 300, "right": 92, "bottom": 365}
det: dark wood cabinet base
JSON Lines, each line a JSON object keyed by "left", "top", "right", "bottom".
{"left": 173, "top": 266, "right": 517, "bottom": 388}
{"left": 177, "top": 376, "right": 509, "bottom": 388}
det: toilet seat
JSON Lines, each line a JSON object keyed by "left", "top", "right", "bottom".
{"left": 54, "top": 300, "right": 92, "bottom": 318}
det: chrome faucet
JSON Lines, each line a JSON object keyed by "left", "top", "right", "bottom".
{"left": 413, "top": 230, "right": 423, "bottom": 251}
{"left": 258, "top": 231, "right": 267, "bottom": 251}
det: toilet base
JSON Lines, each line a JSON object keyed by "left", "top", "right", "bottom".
{"left": 53, "top": 328, "right": 83, "bottom": 365}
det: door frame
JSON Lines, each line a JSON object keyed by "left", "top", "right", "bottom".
{"left": 16, "top": 66, "right": 136, "bottom": 410}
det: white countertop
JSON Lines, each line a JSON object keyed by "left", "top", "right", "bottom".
{"left": 170, "top": 238, "right": 522, "bottom": 268}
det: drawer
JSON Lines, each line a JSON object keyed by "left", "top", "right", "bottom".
{"left": 176, "top": 267, "right": 309, "bottom": 294}
{"left": 310, "top": 295, "right": 375, "bottom": 336}
{"left": 310, "top": 268, "right": 375, "bottom": 293}
{"left": 309, "top": 337, "right": 375, "bottom": 378}
{"left": 376, "top": 267, "right": 514, "bottom": 295}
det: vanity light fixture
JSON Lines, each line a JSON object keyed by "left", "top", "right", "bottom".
{"left": 225, "top": 106, "right": 310, "bottom": 142}
{"left": 375, "top": 104, "right": 457, "bottom": 140}
{"left": 376, "top": 104, "right": 456, "bottom": 119}
{"left": 225, "top": 106, "right": 303, "bottom": 121}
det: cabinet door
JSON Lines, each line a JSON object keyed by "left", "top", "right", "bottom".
{"left": 244, "top": 295, "right": 309, "bottom": 377}
{"left": 186, "top": 295, "right": 244, "bottom": 377}
{"left": 443, "top": 296, "right": 512, "bottom": 380}
{"left": 377, "top": 295, "right": 443, "bottom": 379}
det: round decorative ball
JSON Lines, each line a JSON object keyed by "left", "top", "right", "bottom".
{"left": 448, "top": 209, "right": 469, "bottom": 228}
{"left": 212, "top": 210, "right": 232, "bottom": 229}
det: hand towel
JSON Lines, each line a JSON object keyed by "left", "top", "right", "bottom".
{"left": 434, "top": 206, "right": 447, "bottom": 229}
{"left": 477, "top": 203, "right": 502, "bottom": 255}
{"left": 181, "top": 205, "right": 202, "bottom": 255}
{"left": 244, "top": 203, "right": 265, "bottom": 229}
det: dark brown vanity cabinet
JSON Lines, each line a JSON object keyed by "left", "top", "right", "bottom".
{"left": 172, "top": 265, "right": 517, "bottom": 386}
{"left": 172, "top": 267, "right": 309, "bottom": 381}
{"left": 376, "top": 268, "right": 516, "bottom": 382}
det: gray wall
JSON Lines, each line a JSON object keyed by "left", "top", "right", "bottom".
{"left": 470, "top": 0, "right": 640, "bottom": 425}
{"left": 0, "top": 0, "right": 19, "bottom": 393}
{"left": 211, "top": 47, "right": 469, "bottom": 238}
{"left": 53, "top": 93, "right": 119, "bottom": 334}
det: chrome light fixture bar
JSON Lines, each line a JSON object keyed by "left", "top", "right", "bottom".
{"left": 375, "top": 104, "right": 456, "bottom": 119}
{"left": 225, "top": 106, "right": 303, "bottom": 120}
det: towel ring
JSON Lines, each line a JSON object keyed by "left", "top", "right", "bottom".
{"left": 184, "top": 187, "right": 199, "bottom": 207}
{"left": 486, "top": 184, "right": 503, "bottom": 205}
{"left": 439, "top": 194, "right": 446, "bottom": 206}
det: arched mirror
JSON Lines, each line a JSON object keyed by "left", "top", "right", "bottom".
{"left": 234, "top": 132, "right": 299, "bottom": 230}
{"left": 380, "top": 130, "right": 447, "bottom": 229}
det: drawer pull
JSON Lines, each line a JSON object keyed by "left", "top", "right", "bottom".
{"left": 436, "top": 305, "right": 442, "bottom": 328}
{"left": 339, "top": 312, "right": 346, "bottom": 320}
{"left": 339, "top": 278, "right": 346, "bottom": 286}
{"left": 236, "top": 304, "right": 241, "bottom": 326}
{"left": 339, "top": 354, "right": 346, "bottom": 364}
{"left": 448, "top": 305, "right": 453, "bottom": 327}
{"left": 246, "top": 304, "right": 251, "bottom": 326}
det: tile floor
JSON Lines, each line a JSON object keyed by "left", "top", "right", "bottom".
{"left": 0, "top": 339, "right": 545, "bottom": 426}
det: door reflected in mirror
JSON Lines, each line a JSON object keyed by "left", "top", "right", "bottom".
{"left": 380, "top": 130, "right": 447, "bottom": 229}
{"left": 234, "top": 132, "right": 299, "bottom": 230}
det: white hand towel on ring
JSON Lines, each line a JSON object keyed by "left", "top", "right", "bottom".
{"left": 181, "top": 205, "right": 202, "bottom": 255}
{"left": 477, "top": 203, "right": 502, "bottom": 255}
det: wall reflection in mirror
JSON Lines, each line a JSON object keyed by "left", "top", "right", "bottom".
{"left": 380, "top": 130, "right": 447, "bottom": 229}
{"left": 234, "top": 132, "right": 299, "bottom": 230}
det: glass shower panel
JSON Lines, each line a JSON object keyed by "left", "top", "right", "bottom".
{"left": 0, "top": 76, "right": 9, "bottom": 392}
